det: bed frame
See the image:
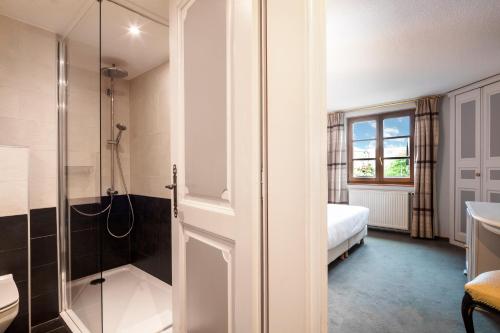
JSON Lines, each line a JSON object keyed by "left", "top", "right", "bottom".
{"left": 328, "top": 226, "right": 367, "bottom": 264}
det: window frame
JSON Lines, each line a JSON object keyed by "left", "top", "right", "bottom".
{"left": 347, "top": 109, "right": 415, "bottom": 185}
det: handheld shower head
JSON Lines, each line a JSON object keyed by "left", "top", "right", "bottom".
{"left": 114, "top": 123, "right": 127, "bottom": 145}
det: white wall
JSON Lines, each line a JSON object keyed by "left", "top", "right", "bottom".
{"left": 0, "top": 146, "right": 29, "bottom": 216}
{"left": 129, "top": 62, "right": 170, "bottom": 199}
{"left": 0, "top": 15, "right": 57, "bottom": 210}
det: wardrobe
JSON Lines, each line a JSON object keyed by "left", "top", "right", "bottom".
{"left": 450, "top": 78, "right": 500, "bottom": 245}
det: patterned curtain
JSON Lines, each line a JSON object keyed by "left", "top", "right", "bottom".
{"left": 411, "top": 97, "right": 440, "bottom": 238}
{"left": 328, "top": 112, "right": 348, "bottom": 204}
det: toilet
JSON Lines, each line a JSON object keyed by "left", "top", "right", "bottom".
{"left": 0, "top": 275, "right": 19, "bottom": 333}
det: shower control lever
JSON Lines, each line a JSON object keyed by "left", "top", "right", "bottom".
{"left": 165, "top": 164, "right": 178, "bottom": 218}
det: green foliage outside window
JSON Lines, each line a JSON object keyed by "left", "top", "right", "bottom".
{"left": 384, "top": 159, "right": 410, "bottom": 178}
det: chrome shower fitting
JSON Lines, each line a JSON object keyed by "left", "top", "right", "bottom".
{"left": 108, "top": 123, "right": 127, "bottom": 145}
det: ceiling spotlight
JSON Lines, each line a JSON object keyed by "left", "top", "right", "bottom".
{"left": 128, "top": 24, "right": 141, "bottom": 36}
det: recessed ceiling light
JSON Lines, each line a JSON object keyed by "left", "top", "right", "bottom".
{"left": 128, "top": 24, "right": 141, "bottom": 36}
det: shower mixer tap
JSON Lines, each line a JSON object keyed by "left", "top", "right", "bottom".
{"left": 107, "top": 188, "right": 118, "bottom": 196}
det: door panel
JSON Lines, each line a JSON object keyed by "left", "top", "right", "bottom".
{"left": 456, "top": 189, "right": 478, "bottom": 237}
{"left": 460, "top": 100, "right": 477, "bottom": 159}
{"left": 185, "top": 232, "right": 230, "bottom": 333}
{"left": 170, "top": 0, "right": 261, "bottom": 332}
{"left": 455, "top": 89, "right": 481, "bottom": 243}
{"left": 489, "top": 191, "right": 500, "bottom": 203}
{"left": 482, "top": 82, "right": 500, "bottom": 204}
{"left": 184, "top": 0, "right": 229, "bottom": 201}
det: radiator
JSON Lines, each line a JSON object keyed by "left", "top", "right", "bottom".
{"left": 349, "top": 189, "right": 412, "bottom": 231}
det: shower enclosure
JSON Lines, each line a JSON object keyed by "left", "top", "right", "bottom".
{"left": 58, "top": 1, "right": 172, "bottom": 332}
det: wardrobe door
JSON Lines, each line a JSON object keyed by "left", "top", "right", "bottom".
{"left": 482, "top": 81, "right": 500, "bottom": 204}
{"left": 455, "top": 89, "right": 481, "bottom": 243}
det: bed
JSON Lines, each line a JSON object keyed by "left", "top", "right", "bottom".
{"left": 328, "top": 204, "right": 369, "bottom": 264}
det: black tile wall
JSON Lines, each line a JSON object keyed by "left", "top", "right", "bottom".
{"left": 31, "top": 263, "right": 58, "bottom": 297}
{"left": 30, "top": 208, "right": 56, "bottom": 238}
{"left": 16, "top": 280, "right": 29, "bottom": 315}
{"left": 131, "top": 195, "right": 172, "bottom": 285}
{"left": 1, "top": 196, "right": 171, "bottom": 332}
{"left": 31, "top": 235, "right": 57, "bottom": 267}
{"left": 0, "top": 195, "right": 171, "bottom": 332}
{"left": 69, "top": 196, "right": 133, "bottom": 279}
{"left": 31, "top": 291, "right": 59, "bottom": 327}
{"left": 0, "top": 214, "right": 29, "bottom": 333}
{"left": 70, "top": 195, "right": 171, "bottom": 285}
{"left": 7, "top": 313, "right": 29, "bottom": 333}
{"left": 30, "top": 207, "right": 59, "bottom": 326}
{"left": 69, "top": 202, "right": 101, "bottom": 280}
{"left": 101, "top": 195, "right": 132, "bottom": 272}
{"left": 0, "top": 247, "right": 28, "bottom": 281}
{"left": 0, "top": 215, "right": 28, "bottom": 251}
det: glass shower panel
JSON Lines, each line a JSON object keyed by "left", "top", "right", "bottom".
{"left": 61, "top": 2, "right": 103, "bottom": 332}
{"left": 60, "top": 1, "right": 171, "bottom": 331}
{"left": 99, "top": 1, "right": 172, "bottom": 332}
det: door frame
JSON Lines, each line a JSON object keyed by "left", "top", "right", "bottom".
{"left": 264, "top": 0, "right": 328, "bottom": 332}
{"left": 168, "top": 0, "right": 328, "bottom": 331}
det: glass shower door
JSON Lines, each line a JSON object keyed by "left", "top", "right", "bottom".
{"left": 59, "top": 1, "right": 103, "bottom": 332}
{"left": 60, "top": 1, "right": 172, "bottom": 331}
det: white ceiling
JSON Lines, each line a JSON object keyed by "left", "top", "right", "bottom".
{"left": 0, "top": 0, "right": 169, "bottom": 79}
{"left": 0, "top": 0, "right": 89, "bottom": 33}
{"left": 327, "top": 0, "right": 500, "bottom": 111}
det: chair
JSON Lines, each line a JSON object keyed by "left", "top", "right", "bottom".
{"left": 462, "top": 270, "right": 500, "bottom": 333}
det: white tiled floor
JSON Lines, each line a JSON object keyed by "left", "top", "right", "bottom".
{"left": 67, "top": 264, "right": 172, "bottom": 333}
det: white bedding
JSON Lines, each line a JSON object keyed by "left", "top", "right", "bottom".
{"left": 327, "top": 204, "right": 369, "bottom": 250}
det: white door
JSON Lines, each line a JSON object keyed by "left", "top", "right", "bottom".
{"left": 454, "top": 89, "right": 481, "bottom": 243}
{"left": 482, "top": 81, "right": 500, "bottom": 204}
{"left": 169, "top": 0, "right": 262, "bottom": 332}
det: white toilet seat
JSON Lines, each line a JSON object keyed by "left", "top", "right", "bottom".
{"left": 0, "top": 275, "right": 18, "bottom": 308}
{"left": 0, "top": 274, "right": 19, "bottom": 333}
{"left": 0, "top": 300, "right": 19, "bottom": 314}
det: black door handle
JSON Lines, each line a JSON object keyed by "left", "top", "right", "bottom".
{"left": 165, "top": 164, "right": 178, "bottom": 218}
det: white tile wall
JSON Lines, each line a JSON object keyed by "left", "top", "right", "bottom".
{"left": 0, "top": 15, "right": 169, "bottom": 207}
{"left": 65, "top": 37, "right": 101, "bottom": 202}
{"left": 0, "top": 146, "right": 29, "bottom": 216}
{"left": 101, "top": 77, "right": 131, "bottom": 195}
{"left": 130, "top": 62, "right": 171, "bottom": 199}
{"left": 0, "top": 15, "right": 57, "bottom": 210}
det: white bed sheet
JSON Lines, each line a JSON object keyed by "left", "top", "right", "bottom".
{"left": 327, "top": 204, "right": 369, "bottom": 250}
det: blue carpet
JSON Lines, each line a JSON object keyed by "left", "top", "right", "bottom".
{"left": 328, "top": 230, "right": 500, "bottom": 333}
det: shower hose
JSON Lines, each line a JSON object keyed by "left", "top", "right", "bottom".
{"left": 71, "top": 149, "right": 135, "bottom": 239}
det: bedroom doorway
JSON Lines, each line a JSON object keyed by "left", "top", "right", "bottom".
{"left": 326, "top": 1, "right": 500, "bottom": 332}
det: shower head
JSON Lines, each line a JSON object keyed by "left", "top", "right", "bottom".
{"left": 101, "top": 65, "right": 128, "bottom": 79}
{"left": 116, "top": 123, "right": 127, "bottom": 131}
{"left": 114, "top": 123, "right": 127, "bottom": 145}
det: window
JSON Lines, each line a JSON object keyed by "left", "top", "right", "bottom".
{"left": 347, "top": 110, "right": 414, "bottom": 185}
